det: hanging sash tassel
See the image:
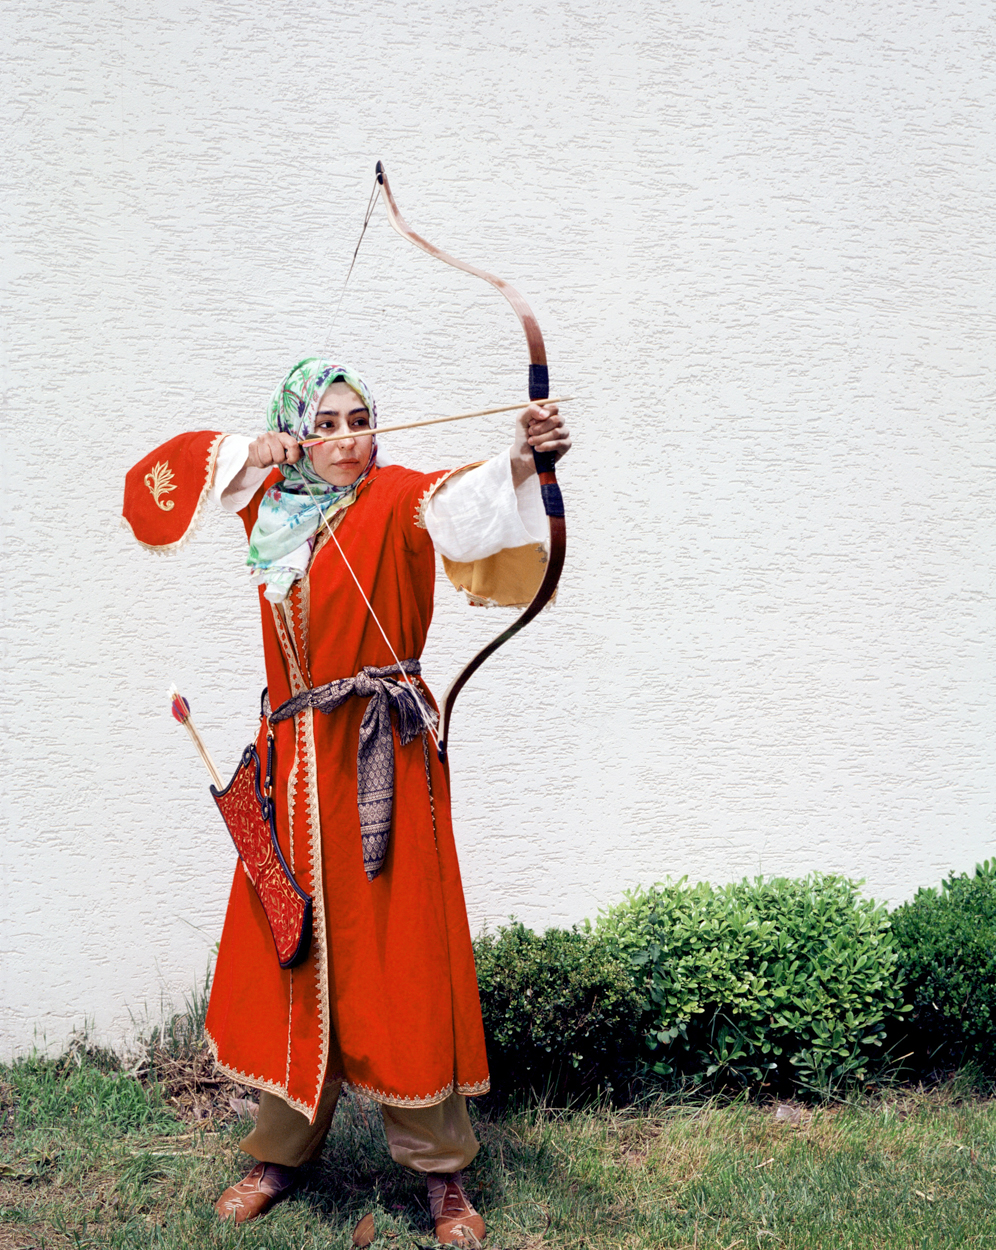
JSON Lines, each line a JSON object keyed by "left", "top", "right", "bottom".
{"left": 269, "top": 660, "right": 437, "bottom": 880}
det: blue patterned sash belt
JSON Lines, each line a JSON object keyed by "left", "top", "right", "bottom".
{"left": 268, "top": 660, "right": 437, "bottom": 881}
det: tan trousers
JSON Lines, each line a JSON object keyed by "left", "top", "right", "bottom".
{"left": 240, "top": 1079, "right": 480, "bottom": 1174}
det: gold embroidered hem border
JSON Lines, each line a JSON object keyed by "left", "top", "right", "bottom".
{"left": 204, "top": 1025, "right": 319, "bottom": 1121}
{"left": 344, "top": 1074, "right": 491, "bottom": 1108}
{"left": 267, "top": 593, "right": 332, "bottom": 1116}
{"left": 302, "top": 705, "right": 332, "bottom": 1107}
{"left": 457, "top": 1079, "right": 491, "bottom": 1097}
{"left": 345, "top": 1079, "right": 455, "bottom": 1109}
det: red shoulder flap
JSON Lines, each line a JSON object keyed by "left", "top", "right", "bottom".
{"left": 123, "top": 430, "right": 224, "bottom": 550}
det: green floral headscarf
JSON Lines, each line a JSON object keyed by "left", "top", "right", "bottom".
{"left": 247, "top": 358, "right": 378, "bottom": 603}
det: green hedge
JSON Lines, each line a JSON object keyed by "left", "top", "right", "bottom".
{"left": 473, "top": 922, "right": 643, "bottom": 1101}
{"left": 889, "top": 860, "right": 996, "bottom": 1079}
{"left": 473, "top": 864, "right": 996, "bottom": 1102}
{"left": 597, "top": 873, "right": 909, "bottom": 1094}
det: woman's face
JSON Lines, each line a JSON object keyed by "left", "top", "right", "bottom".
{"left": 307, "top": 381, "right": 375, "bottom": 487}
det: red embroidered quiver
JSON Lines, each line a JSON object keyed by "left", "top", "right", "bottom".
{"left": 211, "top": 736, "right": 313, "bottom": 969}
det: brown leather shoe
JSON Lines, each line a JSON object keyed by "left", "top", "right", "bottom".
{"left": 427, "top": 1172, "right": 485, "bottom": 1247}
{"left": 215, "top": 1161, "right": 298, "bottom": 1224}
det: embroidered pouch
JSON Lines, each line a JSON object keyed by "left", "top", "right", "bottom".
{"left": 211, "top": 733, "right": 312, "bottom": 969}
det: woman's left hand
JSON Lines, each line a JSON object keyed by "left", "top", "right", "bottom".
{"left": 510, "top": 403, "right": 571, "bottom": 486}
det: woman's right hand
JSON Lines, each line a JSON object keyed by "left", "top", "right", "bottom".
{"left": 246, "top": 431, "right": 303, "bottom": 469}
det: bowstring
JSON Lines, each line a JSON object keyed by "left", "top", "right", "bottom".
{"left": 322, "top": 175, "right": 382, "bottom": 352}
{"left": 313, "top": 173, "right": 438, "bottom": 746}
{"left": 301, "top": 476, "right": 441, "bottom": 751}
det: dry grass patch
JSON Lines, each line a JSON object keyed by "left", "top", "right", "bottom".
{"left": 3, "top": 1042, "right": 996, "bottom": 1249}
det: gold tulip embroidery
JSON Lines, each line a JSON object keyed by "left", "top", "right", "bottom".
{"left": 145, "top": 461, "right": 177, "bottom": 511}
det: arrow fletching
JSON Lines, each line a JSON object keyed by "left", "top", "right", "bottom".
{"left": 167, "top": 683, "right": 224, "bottom": 789}
{"left": 170, "top": 689, "right": 191, "bottom": 724}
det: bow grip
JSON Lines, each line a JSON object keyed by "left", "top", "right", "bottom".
{"left": 528, "top": 364, "right": 565, "bottom": 518}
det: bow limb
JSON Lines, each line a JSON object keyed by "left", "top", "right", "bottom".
{"left": 375, "top": 161, "right": 567, "bottom": 761}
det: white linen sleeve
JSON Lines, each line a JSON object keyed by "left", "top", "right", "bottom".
{"left": 423, "top": 454, "right": 548, "bottom": 563}
{"left": 207, "top": 435, "right": 271, "bottom": 513}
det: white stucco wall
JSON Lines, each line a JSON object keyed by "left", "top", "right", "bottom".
{"left": 3, "top": 0, "right": 995, "bottom": 1057}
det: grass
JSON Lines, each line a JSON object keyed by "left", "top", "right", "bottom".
{"left": 2, "top": 1034, "right": 996, "bottom": 1250}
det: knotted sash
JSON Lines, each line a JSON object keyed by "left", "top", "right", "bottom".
{"left": 269, "top": 661, "right": 437, "bottom": 880}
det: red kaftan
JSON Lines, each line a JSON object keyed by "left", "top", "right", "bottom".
{"left": 203, "top": 462, "right": 490, "bottom": 1119}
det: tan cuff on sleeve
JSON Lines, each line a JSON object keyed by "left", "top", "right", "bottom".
{"left": 441, "top": 542, "right": 551, "bottom": 608}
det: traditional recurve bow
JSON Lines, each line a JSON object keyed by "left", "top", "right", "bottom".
{"left": 374, "top": 160, "right": 567, "bottom": 762}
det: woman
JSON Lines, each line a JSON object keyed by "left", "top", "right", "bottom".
{"left": 123, "top": 357, "right": 570, "bottom": 1244}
